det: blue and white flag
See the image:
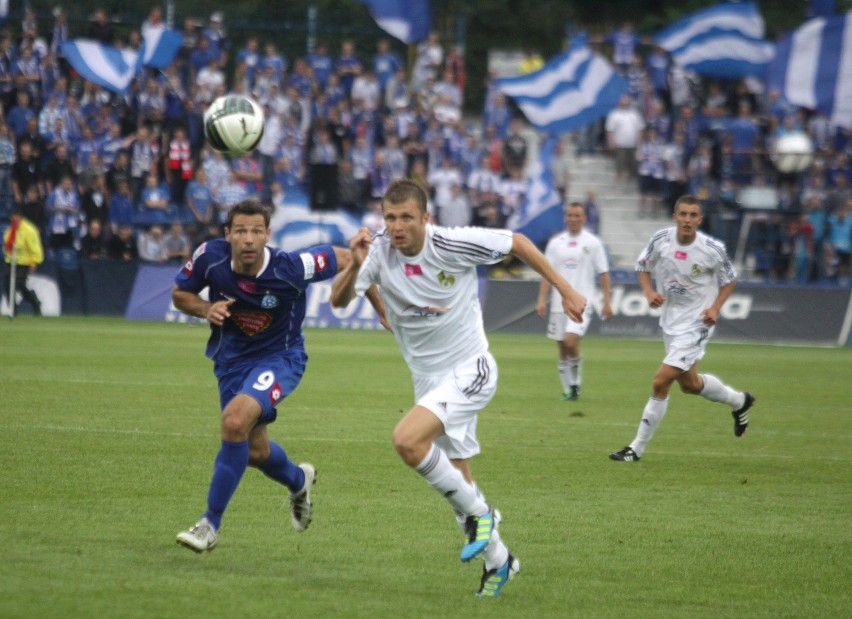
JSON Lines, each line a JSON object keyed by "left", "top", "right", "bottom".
{"left": 140, "top": 25, "right": 184, "bottom": 69}
{"left": 358, "top": 0, "right": 431, "bottom": 44}
{"left": 60, "top": 40, "right": 140, "bottom": 93}
{"left": 507, "top": 136, "right": 564, "bottom": 246}
{"left": 654, "top": 2, "right": 774, "bottom": 77}
{"left": 767, "top": 12, "right": 852, "bottom": 129}
{"left": 269, "top": 187, "right": 362, "bottom": 252}
{"left": 494, "top": 35, "right": 627, "bottom": 134}
{"left": 61, "top": 27, "right": 183, "bottom": 93}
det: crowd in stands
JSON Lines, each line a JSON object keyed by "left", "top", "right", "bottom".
{"left": 592, "top": 22, "right": 851, "bottom": 284}
{"left": 0, "top": 8, "right": 849, "bottom": 285}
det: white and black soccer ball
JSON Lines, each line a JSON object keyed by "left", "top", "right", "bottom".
{"left": 203, "top": 94, "right": 265, "bottom": 157}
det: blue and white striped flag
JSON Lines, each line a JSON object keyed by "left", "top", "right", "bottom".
{"left": 358, "top": 0, "right": 431, "bottom": 44}
{"left": 508, "top": 136, "right": 564, "bottom": 246}
{"left": 654, "top": 2, "right": 774, "bottom": 77}
{"left": 61, "top": 40, "right": 140, "bottom": 93}
{"left": 767, "top": 11, "right": 852, "bottom": 129}
{"left": 61, "top": 27, "right": 183, "bottom": 93}
{"left": 495, "top": 35, "right": 627, "bottom": 134}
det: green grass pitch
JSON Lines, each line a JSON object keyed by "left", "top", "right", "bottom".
{"left": 1, "top": 316, "right": 850, "bottom": 618}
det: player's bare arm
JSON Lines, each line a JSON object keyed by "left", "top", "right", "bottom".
{"left": 172, "top": 286, "right": 234, "bottom": 325}
{"left": 510, "top": 232, "right": 586, "bottom": 322}
{"left": 332, "top": 246, "right": 353, "bottom": 272}
{"left": 536, "top": 278, "right": 551, "bottom": 318}
{"left": 703, "top": 280, "right": 737, "bottom": 325}
{"left": 330, "top": 227, "right": 372, "bottom": 308}
{"left": 599, "top": 272, "right": 614, "bottom": 319}
{"left": 365, "top": 285, "right": 391, "bottom": 331}
{"left": 638, "top": 271, "right": 664, "bottom": 308}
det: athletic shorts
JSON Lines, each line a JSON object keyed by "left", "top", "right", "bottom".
{"left": 546, "top": 305, "right": 593, "bottom": 340}
{"left": 413, "top": 352, "right": 498, "bottom": 460}
{"left": 662, "top": 326, "right": 713, "bottom": 371}
{"left": 214, "top": 348, "right": 308, "bottom": 424}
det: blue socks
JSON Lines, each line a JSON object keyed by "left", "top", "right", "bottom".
{"left": 260, "top": 440, "right": 304, "bottom": 493}
{"left": 203, "top": 440, "right": 249, "bottom": 531}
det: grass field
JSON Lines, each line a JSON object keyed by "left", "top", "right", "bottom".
{"left": 1, "top": 316, "right": 850, "bottom": 618}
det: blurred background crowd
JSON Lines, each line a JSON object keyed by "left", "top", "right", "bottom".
{"left": 0, "top": 3, "right": 849, "bottom": 285}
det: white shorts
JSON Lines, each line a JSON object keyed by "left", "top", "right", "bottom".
{"left": 546, "top": 306, "right": 593, "bottom": 340}
{"left": 413, "top": 352, "right": 498, "bottom": 460}
{"left": 662, "top": 326, "right": 714, "bottom": 371}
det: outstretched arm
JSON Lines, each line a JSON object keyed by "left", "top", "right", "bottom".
{"left": 330, "top": 227, "right": 372, "bottom": 309}
{"left": 511, "top": 232, "right": 586, "bottom": 322}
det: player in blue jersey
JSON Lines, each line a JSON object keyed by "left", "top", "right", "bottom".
{"left": 173, "top": 199, "right": 351, "bottom": 552}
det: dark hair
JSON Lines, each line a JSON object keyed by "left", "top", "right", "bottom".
{"left": 382, "top": 179, "right": 428, "bottom": 214}
{"left": 226, "top": 199, "right": 271, "bottom": 229}
{"left": 565, "top": 201, "right": 586, "bottom": 214}
{"left": 674, "top": 194, "right": 702, "bottom": 211}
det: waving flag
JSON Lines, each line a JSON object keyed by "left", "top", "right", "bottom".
{"left": 269, "top": 187, "right": 361, "bottom": 252}
{"left": 358, "top": 0, "right": 431, "bottom": 44}
{"left": 61, "top": 40, "right": 139, "bottom": 93}
{"left": 654, "top": 2, "right": 774, "bottom": 77}
{"left": 507, "top": 136, "right": 564, "bottom": 246}
{"left": 495, "top": 35, "right": 626, "bottom": 134}
{"left": 61, "top": 27, "right": 183, "bottom": 93}
{"left": 767, "top": 12, "right": 852, "bottom": 130}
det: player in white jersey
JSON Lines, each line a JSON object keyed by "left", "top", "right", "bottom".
{"left": 609, "top": 195, "right": 755, "bottom": 462}
{"left": 331, "top": 179, "right": 586, "bottom": 597}
{"left": 537, "top": 202, "right": 613, "bottom": 401}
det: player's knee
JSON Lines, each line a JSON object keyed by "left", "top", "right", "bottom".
{"left": 391, "top": 426, "right": 422, "bottom": 466}
{"left": 220, "top": 409, "right": 251, "bottom": 441}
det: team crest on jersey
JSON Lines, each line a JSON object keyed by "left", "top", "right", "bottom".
{"left": 261, "top": 293, "right": 278, "bottom": 308}
{"left": 231, "top": 310, "right": 272, "bottom": 335}
{"left": 691, "top": 264, "right": 703, "bottom": 276}
{"left": 583, "top": 247, "right": 590, "bottom": 255}
{"left": 437, "top": 271, "right": 456, "bottom": 287}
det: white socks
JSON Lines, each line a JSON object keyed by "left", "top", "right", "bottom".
{"left": 415, "top": 444, "right": 488, "bottom": 518}
{"left": 558, "top": 356, "right": 582, "bottom": 391}
{"left": 630, "top": 396, "right": 669, "bottom": 456}
{"left": 699, "top": 373, "right": 745, "bottom": 409}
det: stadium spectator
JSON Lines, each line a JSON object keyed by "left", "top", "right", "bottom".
{"left": 163, "top": 221, "right": 191, "bottom": 264}
{"left": 107, "top": 223, "right": 139, "bottom": 262}
{"left": 45, "top": 174, "right": 79, "bottom": 249}
{"left": 80, "top": 173, "right": 108, "bottom": 228}
{"left": 330, "top": 179, "right": 585, "bottom": 597}
{"left": 172, "top": 199, "right": 353, "bottom": 553}
{"left": 184, "top": 167, "right": 214, "bottom": 225}
{"left": 80, "top": 218, "right": 108, "bottom": 260}
{"left": 138, "top": 223, "right": 169, "bottom": 263}
{"left": 605, "top": 95, "right": 644, "bottom": 184}
{"left": 609, "top": 195, "right": 755, "bottom": 462}
{"left": 537, "top": 201, "right": 612, "bottom": 401}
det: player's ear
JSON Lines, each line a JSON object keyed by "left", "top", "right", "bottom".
{"left": 423, "top": 210, "right": 431, "bottom": 223}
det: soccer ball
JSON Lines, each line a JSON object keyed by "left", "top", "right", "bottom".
{"left": 203, "top": 94, "right": 265, "bottom": 157}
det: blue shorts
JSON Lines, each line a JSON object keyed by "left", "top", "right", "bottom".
{"left": 214, "top": 348, "right": 308, "bottom": 425}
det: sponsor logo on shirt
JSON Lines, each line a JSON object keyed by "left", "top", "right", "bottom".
{"left": 664, "top": 279, "right": 688, "bottom": 295}
{"left": 269, "top": 383, "right": 283, "bottom": 404}
{"left": 181, "top": 259, "right": 193, "bottom": 275}
{"left": 315, "top": 252, "right": 329, "bottom": 272}
{"left": 674, "top": 250, "right": 688, "bottom": 260}
{"left": 569, "top": 241, "right": 577, "bottom": 247}
{"left": 237, "top": 279, "right": 257, "bottom": 293}
{"left": 300, "top": 252, "right": 315, "bottom": 279}
{"left": 404, "top": 263, "right": 423, "bottom": 276}
{"left": 231, "top": 310, "right": 272, "bottom": 335}
{"left": 437, "top": 271, "right": 456, "bottom": 287}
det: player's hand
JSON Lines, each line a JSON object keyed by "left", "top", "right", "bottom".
{"left": 702, "top": 307, "right": 719, "bottom": 325}
{"left": 207, "top": 298, "right": 234, "bottom": 326}
{"left": 535, "top": 300, "right": 547, "bottom": 318}
{"left": 601, "top": 302, "right": 614, "bottom": 320}
{"left": 646, "top": 291, "right": 665, "bottom": 308}
{"left": 379, "top": 314, "right": 392, "bottom": 332}
{"left": 349, "top": 227, "right": 372, "bottom": 267}
{"left": 562, "top": 288, "right": 587, "bottom": 323}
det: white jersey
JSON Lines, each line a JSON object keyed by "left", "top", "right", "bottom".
{"left": 636, "top": 227, "right": 736, "bottom": 336}
{"left": 544, "top": 229, "right": 609, "bottom": 311}
{"left": 355, "top": 224, "right": 513, "bottom": 375}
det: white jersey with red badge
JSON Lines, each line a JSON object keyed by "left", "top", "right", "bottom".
{"left": 544, "top": 229, "right": 609, "bottom": 312}
{"left": 355, "top": 224, "right": 513, "bottom": 375}
{"left": 636, "top": 227, "right": 736, "bottom": 336}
